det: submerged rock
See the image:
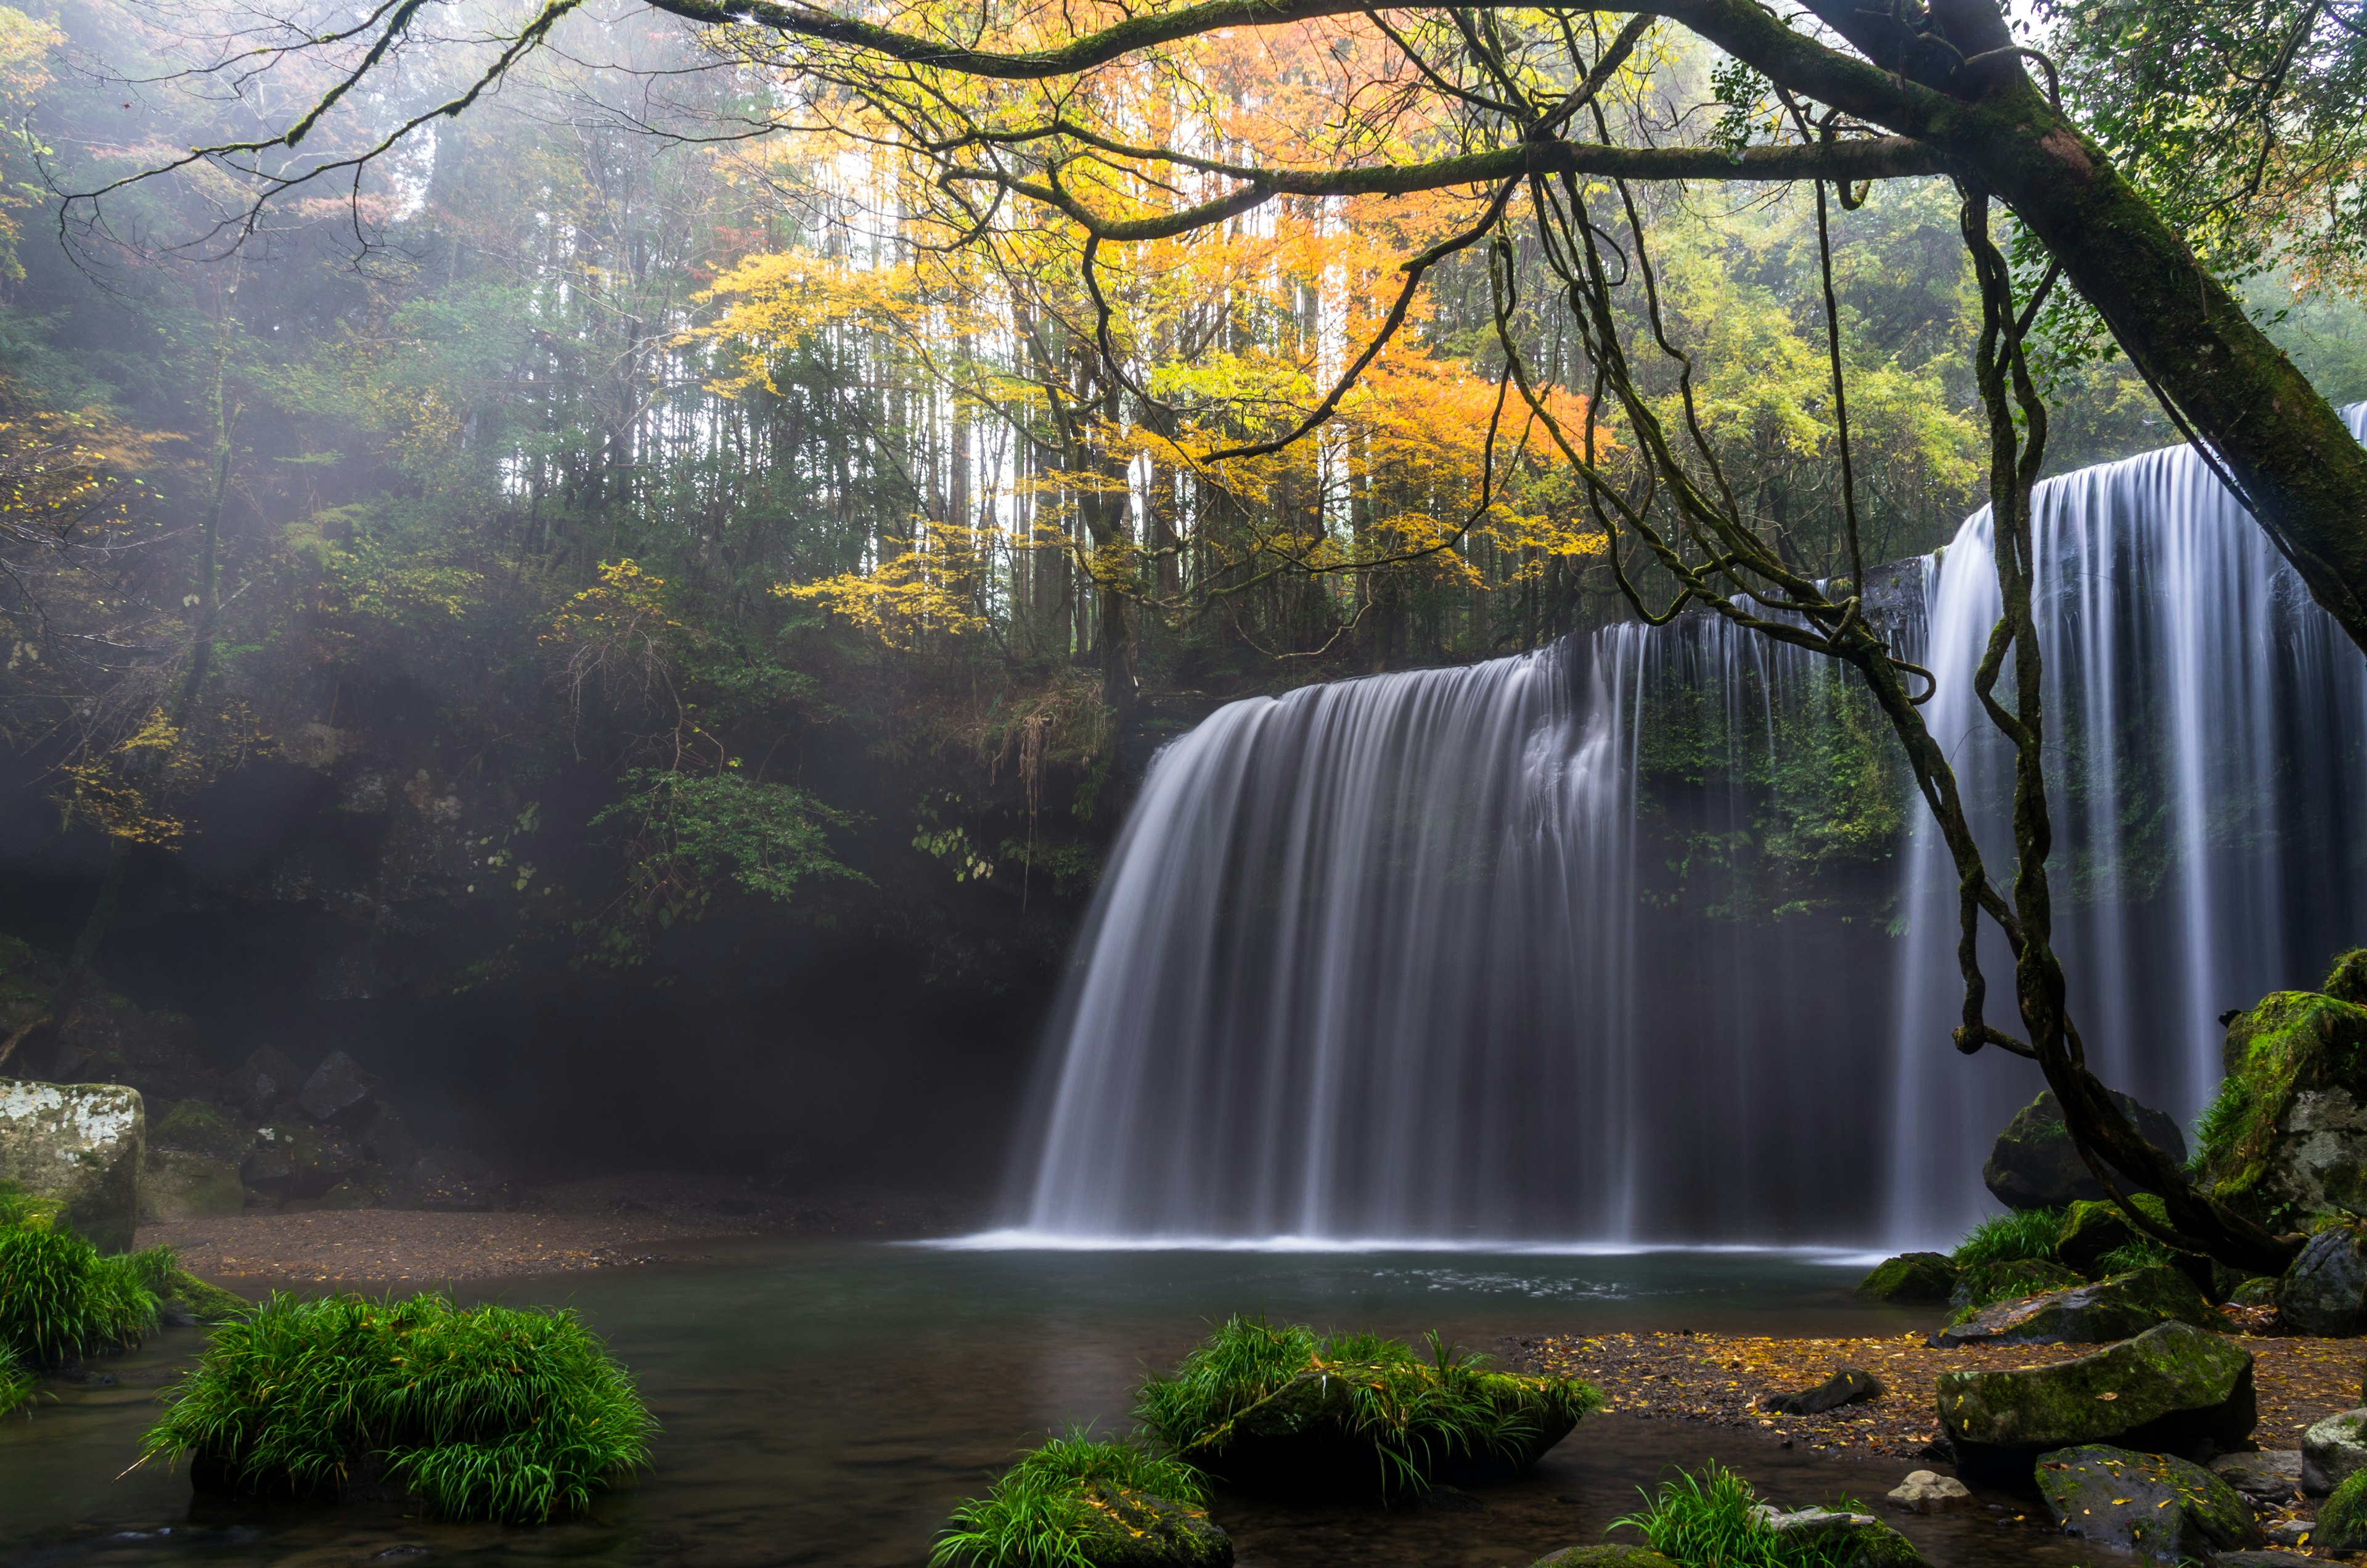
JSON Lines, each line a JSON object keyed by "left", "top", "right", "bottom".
{"left": 1856, "top": 1253, "right": 1958, "bottom": 1304}
{"left": 2304, "top": 1408, "right": 2367, "bottom": 1495}
{"left": 0, "top": 1077, "right": 144, "bottom": 1251}
{"left": 1759, "top": 1368, "right": 1883, "bottom": 1415}
{"left": 1075, "top": 1489, "right": 1232, "bottom": 1568}
{"left": 1985, "top": 1090, "right": 2188, "bottom": 1212}
{"left": 1948, "top": 1258, "right": 2084, "bottom": 1315}
{"left": 1936, "top": 1321, "right": 2257, "bottom": 1483}
{"left": 1885, "top": 1471, "right": 1973, "bottom": 1513}
{"left": 2279, "top": 1225, "right": 2367, "bottom": 1336}
{"left": 2205, "top": 989, "right": 2367, "bottom": 1229}
{"left": 1931, "top": 1265, "right": 2219, "bottom": 1349}
{"left": 2034, "top": 1444, "right": 2263, "bottom": 1559}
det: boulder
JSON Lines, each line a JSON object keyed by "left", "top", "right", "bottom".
{"left": 149, "top": 1099, "right": 253, "bottom": 1162}
{"left": 2278, "top": 1225, "right": 2367, "bottom": 1336}
{"left": 296, "top": 1050, "right": 376, "bottom": 1124}
{"left": 1950, "top": 1258, "right": 2084, "bottom": 1313}
{"left": 2204, "top": 990, "right": 2367, "bottom": 1229}
{"left": 0, "top": 1078, "right": 144, "bottom": 1251}
{"left": 1885, "top": 1471, "right": 1973, "bottom": 1513}
{"left": 2304, "top": 1408, "right": 2367, "bottom": 1495}
{"left": 2320, "top": 1468, "right": 2367, "bottom": 1553}
{"left": 2214, "top": 1447, "right": 2304, "bottom": 1504}
{"left": 1532, "top": 1549, "right": 1681, "bottom": 1568}
{"left": 225, "top": 1047, "right": 301, "bottom": 1116}
{"left": 1936, "top": 1320, "right": 2257, "bottom": 1483}
{"left": 1985, "top": 1090, "right": 2188, "bottom": 1212}
{"left": 1856, "top": 1252, "right": 1958, "bottom": 1304}
{"left": 1931, "top": 1266, "right": 2220, "bottom": 1349}
{"left": 139, "top": 1149, "right": 245, "bottom": 1222}
{"left": 1073, "top": 1488, "right": 1232, "bottom": 1568}
{"left": 2231, "top": 1276, "right": 2281, "bottom": 1307}
{"left": 240, "top": 1122, "right": 361, "bottom": 1202}
{"left": 1744, "top": 1508, "right": 1923, "bottom": 1568}
{"left": 2033, "top": 1444, "right": 2263, "bottom": 1559}
{"left": 156, "top": 1269, "right": 248, "bottom": 1327}
{"left": 1759, "top": 1368, "right": 1883, "bottom": 1415}
{"left": 2053, "top": 1195, "right": 2172, "bottom": 1276}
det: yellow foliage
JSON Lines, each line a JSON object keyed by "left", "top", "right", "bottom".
{"left": 775, "top": 520, "right": 991, "bottom": 647}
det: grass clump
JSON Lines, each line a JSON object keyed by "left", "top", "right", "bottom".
{"left": 1610, "top": 1463, "right": 1868, "bottom": 1568}
{"left": 932, "top": 1431, "right": 1220, "bottom": 1568}
{"left": 1, "top": 1347, "right": 32, "bottom": 1416}
{"left": 1135, "top": 1315, "right": 1599, "bottom": 1495}
{"left": 1949, "top": 1207, "right": 2066, "bottom": 1268}
{"left": 140, "top": 1290, "right": 654, "bottom": 1523}
{"left": 0, "top": 1217, "right": 164, "bottom": 1364}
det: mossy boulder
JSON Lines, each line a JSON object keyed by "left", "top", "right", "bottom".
{"left": 2034, "top": 1444, "right": 2263, "bottom": 1559}
{"left": 2320, "top": 1467, "right": 2367, "bottom": 1552}
{"left": 1936, "top": 1320, "right": 2257, "bottom": 1483}
{"left": 1748, "top": 1509, "right": 1924, "bottom": 1568}
{"left": 2053, "top": 1195, "right": 2172, "bottom": 1276}
{"left": 0, "top": 1078, "right": 145, "bottom": 1252}
{"left": 2278, "top": 1223, "right": 2367, "bottom": 1336}
{"left": 149, "top": 1100, "right": 253, "bottom": 1163}
{"left": 1073, "top": 1490, "right": 1233, "bottom": 1568}
{"left": 2304, "top": 1408, "right": 2367, "bottom": 1495}
{"left": 1948, "top": 1257, "right": 2083, "bottom": 1314}
{"left": 1856, "top": 1252, "right": 1958, "bottom": 1304}
{"left": 1985, "top": 1090, "right": 2187, "bottom": 1212}
{"left": 1532, "top": 1549, "right": 1682, "bottom": 1568}
{"left": 157, "top": 1269, "right": 249, "bottom": 1328}
{"left": 139, "top": 1149, "right": 245, "bottom": 1223}
{"left": 2202, "top": 990, "right": 2367, "bottom": 1228}
{"left": 1931, "top": 1265, "right": 2220, "bottom": 1349}
{"left": 1191, "top": 1361, "right": 1584, "bottom": 1492}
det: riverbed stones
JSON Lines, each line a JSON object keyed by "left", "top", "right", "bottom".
{"left": 1885, "top": 1470, "right": 1973, "bottom": 1513}
{"left": 2034, "top": 1444, "right": 2263, "bottom": 1559}
{"left": 1759, "top": 1368, "right": 1883, "bottom": 1415}
{"left": 1985, "top": 1090, "right": 2188, "bottom": 1211}
{"left": 2278, "top": 1225, "right": 2367, "bottom": 1335}
{"left": 2214, "top": 1447, "right": 2304, "bottom": 1504}
{"left": 1074, "top": 1488, "right": 1232, "bottom": 1568}
{"left": 1856, "top": 1253, "right": 1958, "bottom": 1304}
{"left": 1930, "top": 1265, "right": 2220, "bottom": 1349}
{"left": 2303, "top": 1408, "right": 2367, "bottom": 1494}
{"left": 1936, "top": 1321, "right": 2257, "bottom": 1483}
{"left": 0, "top": 1077, "right": 144, "bottom": 1251}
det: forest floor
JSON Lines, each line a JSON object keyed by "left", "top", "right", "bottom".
{"left": 1515, "top": 1328, "right": 2365, "bottom": 1458}
{"left": 136, "top": 1174, "right": 981, "bottom": 1283}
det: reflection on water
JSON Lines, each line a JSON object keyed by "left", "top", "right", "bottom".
{"left": 0, "top": 1238, "right": 2088, "bottom": 1567}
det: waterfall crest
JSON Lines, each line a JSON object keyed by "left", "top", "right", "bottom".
{"left": 1015, "top": 407, "right": 2367, "bottom": 1247}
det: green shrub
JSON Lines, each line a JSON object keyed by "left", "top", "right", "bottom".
{"left": 1950, "top": 1207, "right": 2067, "bottom": 1267}
{"left": 932, "top": 1431, "right": 1216, "bottom": 1568}
{"left": 140, "top": 1291, "right": 653, "bottom": 1522}
{"left": 0, "top": 1224, "right": 162, "bottom": 1364}
{"left": 1134, "top": 1315, "right": 1599, "bottom": 1494}
{"left": 1609, "top": 1463, "right": 1863, "bottom": 1568}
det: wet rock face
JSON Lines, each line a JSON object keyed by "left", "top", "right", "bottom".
{"left": 0, "top": 1078, "right": 144, "bottom": 1251}
{"left": 2280, "top": 1225, "right": 2367, "bottom": 1336}
{"left": 1855, "top": 1252, "right": 1958, "bottom": 1304}
{"left": 2304, "top": 1408, "right": 2367, "bottom": 1495}
{"left": 1984, "top": 1090, "right": 2188, "bottom": 1211}
{"left": 1937, "top": 1321, "right": 2257, "bottom": 1484}
{"left": 2034, "top": 1444, "right": 2263, "bottom": 1559}
{"left": 1931, "top": 1266, "right": 2220, "bottom": 1349}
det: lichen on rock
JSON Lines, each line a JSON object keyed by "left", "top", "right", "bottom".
{"left": 0, "top": 1078, "right": 145, "bottom": 1251}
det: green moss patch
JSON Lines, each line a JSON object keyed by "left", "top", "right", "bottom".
{"left": 1135, "top": 1316, "right": 1598, "bottom": 1496}
{"left": 933, "top": 1432, "right": 1227, "bottom": 1568}
{"left": 2053, "top": 1195, "right": 2175, "bottom": 1276}
{"left": 2202, "top": 990, "right": 2367, "bottom": 1223}
{"left": 140, "top": 1291, "right": 653, "bottom": 1522}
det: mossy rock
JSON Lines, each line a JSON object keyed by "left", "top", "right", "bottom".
{"left": 1949, "top": 1257, "right": 2083, "bottom": 1314}
{"left": 2320, "top": 1467, "right": 2367, "bottom": 1552}
{"left": 1074, "top": 1489, "right": 1233, "bottom": 1568}
{"left": 2304, "top": 1408, "right": 2367, "bottom": 1495}
{"left": 1937, "top": 1320, "right": 2257, "bottom": 1484}
{"left": 2034, "top": 1443, "right": 2263, "bottom": 1559}
{"left": 2278, "top": 1223, "right": 2367, "bottom": 1336}
{"left": 1985, "top": 1090, "right": 2187, "bottom": 1211}
{"left": 2203, "top": 991, "right": 2367, "bottom": 1228}
{"left": 2053, "top": 1195, "right": 2172, "bottom": 1276}
{"left": 150, "top": 1100, "right": 254, "bottom": 1162}
{"left": 1532, "top": 1549, "right": 1682, "bottom": 1568}
{"left": 1753, "top": 1511, "right": 1926, "bottom": 1568}
{"left": 158, "top": 1269, "right": 249, "bottom": 1327}
{"left": 1932, "top": 1265, "right": 2219, "bottom": 1349}
{"left": 1856, "top": 1252, "right": 1957, "bottom": 1304}
{"left": 1190, "top": 1362, "right": 1583, "bottom": 1493}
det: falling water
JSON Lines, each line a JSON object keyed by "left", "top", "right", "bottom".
{"left": 1015, "top": 407, "right": 2367, "bottom": 1248}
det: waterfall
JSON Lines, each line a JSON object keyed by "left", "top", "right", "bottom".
{"left": 1013, "top": 406, "right": 2367, "bottom": 1248}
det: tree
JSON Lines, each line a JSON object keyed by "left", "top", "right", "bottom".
{"left": 67, "top": 0, "right": 2367, "bottom": 1267}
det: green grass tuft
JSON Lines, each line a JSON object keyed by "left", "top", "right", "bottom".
{"left": 1950, "top": 1207, "right": 2067, "bottom": 1268}
{"left": 1609, "top": 1463, "right": 1863, "bottom": 1568}
{"left": 931, "top": 1431, "right": 1208, "bottom": 1568}
{"left": 0, "top": 1224, "right": 161, "bottom": 1365}
{"left": 2093, "top": 1237, "right": 2181, "bottom": 1275}
{"left": 2191, "top": 1074, "right": 2253, "bottom": 1174}
{"left": 1135, "top": 1315, "right": 1599, "bottom": 1495}
{"left": 140, "top": 1290, "right": 654, "bottom": 1523}
{"left": 1, "top": 1345, "right": 33, "bottom": 1417}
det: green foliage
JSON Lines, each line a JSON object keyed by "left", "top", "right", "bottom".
{"left": 141, "top": 1291, "right": 654, "bottom": 1522}
{"left": 931, "top": 1431, "right": 1208, "bottom": 1568}
{"left": 1609, "top": 1462, "right": 1862, "bottom": 1568}
{"left": 1951, "top": 1207, "right": 2069, "bottom": 1268}
{"left": 2093, "top": 1238, "right": 2180, "bottom": 1276}
{"left": 0, "top": 1224, "right": 161, "bottom": 1365}
{"left": 2191, "top": 1074, "right": 2252, "bottom": 1175}
{"left": 1, "top": 1354, "right": 31, "bottom": 1417}
{"left": 1134, "top": 1315, "right": 1600, "bottom": 1495}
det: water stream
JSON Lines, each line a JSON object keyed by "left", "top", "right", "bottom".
{"left": 1018, "top": 409, "right": 2367, "bottom": 1249}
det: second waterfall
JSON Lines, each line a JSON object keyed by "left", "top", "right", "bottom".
{"left": 1015, "top": 410, "right": 2367, "bottom": 1248}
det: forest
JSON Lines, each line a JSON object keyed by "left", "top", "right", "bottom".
{"left": 4, "top": 1, "right": 2367, "bottom": 1566}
